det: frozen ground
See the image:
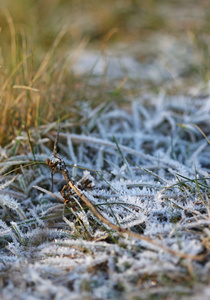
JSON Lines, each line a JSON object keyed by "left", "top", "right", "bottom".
{"left": 1, "top": 88, "right": 210, "bottom": 299}
{"left": 1, "top": 33, "right": 210, "bottom": 299}
{"left": 0, "top": 0, "right": 210, "bottom": 298}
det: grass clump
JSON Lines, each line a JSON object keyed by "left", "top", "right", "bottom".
{"left": 1, "top": 0, "right": 210, "bottom": 145}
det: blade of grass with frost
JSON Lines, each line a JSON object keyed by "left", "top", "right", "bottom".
{"left": 96, "top": 172, "right": 118, "bottom": 192}
{"left": 106, "top": 202, "right": 142, "bottom": 225}
{"left": 27, "top": 129, "right": 37, "bottom": 163}
{"left": 18, "top": 171, "right": 27, "bottom": 194}
{"left": 175, "top": 173, "right": 210, "bottom": 190}
{"left": 168, "top": 198, "right": 206, "bottom": 217}
{"left": 90, "top": 215, "right": 119, "bottom": 244}
{"left": 64, "top": 205, "right": 85, "bottom": 238}
{"left": 62, "top": 215, "right": 82, "bottom": 238}
{"left": 101, "top": 197, "right": 121, "bottom": 227}
{"left": 0, "top": 177, "right": 26, "bottom": 220}
{"left": 158, "top": 175, "right": 210, "bottom": 198}
{"left": 41, "top": 199, "right": 142, "bottom": 214}
{"left": 16, "top": 212, "right": 65, "bottom": 227}
{"left": 0, "top": 160, "right": 39, "bottom": 169}
{"left": 128, "top": 158, "right": 168, "bottom": 184}
{"left": 113, "top": 134, "right": 135, "bottom": 179}
{"left": 95, "top": 201, "right": 142, "bottom": 209}
{"left": 95, "top": 199, "right": 143, "bottom": 225}
{"left": 0, "top": 161, "right": 46, "bottom": 178}
{"left": 176, "top": 175, "right": 190, "bottom": 194}
{"left": 33, "top": 185, "right": 64, "bottom": 202}
{"left": 10, "top": 126, "right": 22, "bottom": 156}
{"left": 65, "top": 164, "right": 110, "bottom": 175}
{"left": 0, "top": 220, "right": 19, "bottom": 248}
{"left": 11, "top": 222, "right": 25, "bottom": 245}
{"left": 0, "top": 175, "right": 17, "bottom": 190}
{"left": 0, "top": 166, "right": 10, "bottom": 177}
{"left": 113, "top": 135, "right": 127, "bottom": 167}
{"left": 0, "top": 176, "right": 24, "bottom": 220}
{"left": 1, "top": 195, "right": 26, "bottom": 222}
{"left": 193, "top": 160, "right": 205, "bottom": 206}
{"left": 72, "top": 196, "right": 93, "bottom": 235}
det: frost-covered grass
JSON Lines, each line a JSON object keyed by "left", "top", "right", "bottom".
{"left": 0, "top": 96, "right": 210, "bottom": 299}
{"left": 0, "top": 1, "right": 210, "bottom": 299}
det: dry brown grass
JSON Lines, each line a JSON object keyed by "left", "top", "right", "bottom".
{"left": 0, "top": 0, "right": 209, "bottom": 146}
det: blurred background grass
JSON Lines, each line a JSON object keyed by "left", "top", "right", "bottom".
{"left": 0, "top": 0, "right": 209, "bottom": 145}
